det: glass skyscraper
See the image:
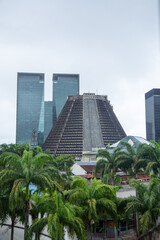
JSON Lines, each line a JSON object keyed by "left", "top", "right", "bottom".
{"left": 16, "top": 72, "right": 79, "bottom": 146}
{"left": 16, "top": 73, "right": 45, "bottom": 145}
{"left": 53, "top": 74, "right": 79, "bottom": 118}
{"left": 145, "top": 88, "right": 160, "bottom": 143}
{"left": 44, "top": 101, "right": 56, "bottom": 141}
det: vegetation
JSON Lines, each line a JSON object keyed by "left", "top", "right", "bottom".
{"left": 65, "top": 177, "right": 118, "bottom": 239}
{"left": 95, "top": 148, "right": 121, "bottom": 185}
{"left": 125, "top": 178, "right": 160, "bottom": 234}
{"left": 55, "top": 154, "right": 75, "bottom": 170}
{"left": 1, "top": 141, "right": 160, "bottom": 239}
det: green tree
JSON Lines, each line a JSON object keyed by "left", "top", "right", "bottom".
{"left": 60, "top": 166, "right": 73, "bottom": 190}
{"left": 0, "top": 143, "right": 29, "bottom": 156}
{"left": 0, "top": 190, "right": 10, "bottom": 230}
{"left": 0, "top": 185, "right": 25, "bottom": 240}
{"left": 55, "top": 154, "right": 74, "bottom": 170}
{"left": 115, "top": 141, "right": 149, "bottom": 176}
{"left": 29, "top": 191, "right": 51, "bottom": 240}
{"left": 95, "top": 148, "right": 121, "bottom": 185}
{"left": 125, "top": 178, "right": 160, "bottom": 235}
{"left": 137, "top": 141, "right": 160, "bottom": 177}
{"left": 65, "top": 177, "right": 118, "bottom": 239}
{"left": 0, "top": 143, "right": 44, "bottom": 170}
{"left": 29, "top": 190, "right": 85, "bottom": 240}
{"left": 120, "top": 141, "right": 160, "bottom": 177}
{"left": 96, "top": 186, "right": 119, "bottom": 240}
{"left": 0, "top": 149, "right": 60, "bottom": 239}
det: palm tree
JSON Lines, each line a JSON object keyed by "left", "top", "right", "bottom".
{"left": 125, "top": 141, "right": 160, "bottom": 177}
{"left": 0, "top": 194, "right": 17, "bottom": 240}
{"left": 55, "top": 154, "right": 75, "bottom": 170}
{"left": 29, "top": 192, "right": 44, "bottom": 240}
{"left": 29, "top": 190, "right": 85, "bottom": 240}
{"left": 0, "top": 149, "right": 60, "bottom": 239}
{"left": 125, "top": 178, "right": 160, "bottom": 236}
{"left": 65, "top": 177, "right": 118, "bottom": 240}
{"left": 0, "top": 185, "right": 25, "bottom": 240}
{"left": 60, "top": 166, "right": 73, "bottom": 190}
{"left": 0, "top": 143, "right": 42, "bottom": 170}
{"left": 115, "top": 141, "right": 149, "bottom": 176}
{"left": 95, "top": 148, "right": 121, "bottom": 185}
{"left": 142, "top": 141, "right": 160, "bottom": 177}
{"left": 96, "top": 187, "right": 119, "bottom": 240}
{"left": 0, "top": 190, "right": 10, "bottom": 231}
{"left": 0, "top": 143, "right": 29, "bottom": 156}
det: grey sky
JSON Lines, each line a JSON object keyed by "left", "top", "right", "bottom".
{"left": 0, "top": 0, "right": 159, "bottom": 144}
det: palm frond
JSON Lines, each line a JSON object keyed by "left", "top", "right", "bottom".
{"left": 125, "top": 196, "right": 141, "bottom": 214}
{"left": 9, "top": 178, "right": 25, "bottom": 210}
{"left": 119, "top": 141, "right": 135, "bottom": 155}
{"left": 97, "top": 198, "right": 117, "bottom": 219}
{"left": 94, "top": 159, "right": 108, "bottom": 177}
{"left": 28, "top": 217, "right": 48, "bottom": 238}
{"left": 0, "top": 169, "right": 21, "bottom": 184}
{"left": 87, "top": 198, "right": 97, "bottom": 221}
{"left": 140, "top": 210, "right": 152, "bottom": 233}
{"left": 48, "top": 213, "right": 59, "bottom": 239}
{"left": 70, "top": 176, "right": 88, "bottom": 191}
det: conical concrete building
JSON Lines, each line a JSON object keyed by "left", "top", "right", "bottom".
{"left": 43, "top": 93, "right": 126, "bottom": 157}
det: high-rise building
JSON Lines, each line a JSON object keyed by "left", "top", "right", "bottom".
{"left": 16, "top": 72, "right": 80, "bottom": 146}
{"left": 44, "top": 101, "right": 57, "bottom": 141}
{"left": 43, "top": 93, "right": 126, "bottom": 157}
{"left": 16, "top": 72, "right": 45, "bottom": 145}
{"left": 53, "top": 74, "right": 79, "bottom": 118}
{"left": 145, "top": 88, "right": 160, "bottom": 142}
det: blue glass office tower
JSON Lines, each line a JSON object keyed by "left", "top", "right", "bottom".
{"left": 16, "top": 72, "right": 79, "bottom": 145}
{"left": 44, "top": 101, "right": 57, "bottom": 141}
{"left": 16, "top": 73, "right": 45, "bottom": 145}
{"left": 53, "top": 74, "right": 79, "bottom": 118}
{"left": 145, "top": 89, "right": 160, "bottom": 143}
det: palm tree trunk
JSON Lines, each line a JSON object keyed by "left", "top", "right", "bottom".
{"left": 34, "top": 233, "right": 39, "bottom": 240}
{"left": 35, "top": 233, "right": 40, "bottom": 240}
{"left": 24, "top": 200, "right": 29, "bottom": 240}
{"left": 111, "top": 176, "right": 114, "bottom": 186}
{"left": 87, "top": 224, "right": 91, "bottom": 240}
{"left": 114, "top": 226, "right": 118, "bottom": 240}
{"left": 11, "top": 215, "right": 15, "bottom": 240}
{"left": 24, "top": 182, "right": 30, "bottom": 240}
{"left": 111, "top": 169, "right": 114, "bottom": 185}
{"left": 133, "top": 212, "right": 139, "bottom": 237}
{"left": 103, "top": 220, "right": 107, "bottom": 240}
{"left": 135, "top": 189, "right": 139, "bottom": 237}
{"left": 149, "top": 232, "right": 152, "bottom": 240}
{"left": 136, "top": 212, "right": 139, "bottom": 237}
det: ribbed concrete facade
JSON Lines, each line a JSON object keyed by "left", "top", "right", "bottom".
{"left": 43, "top": 93, "right": 126, "bottom": 157}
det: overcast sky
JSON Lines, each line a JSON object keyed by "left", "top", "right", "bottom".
{"left": 0, "top": 0, "right": 159, "bottom": 144}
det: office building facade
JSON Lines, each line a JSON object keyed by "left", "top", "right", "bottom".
{"left": 145, "top": 88, "right": 160, "bottom": 142}
{"left": 44, "top": 101, "right": 57, "bottom": 141}
{"left": 53, "top": 74, "right": 79, "bottom": 118}
{"left": 16, "top": 72, "right": 80, "bottom": 146}
{"left": 16, "top": 73, "right": 45, "bottom": 145}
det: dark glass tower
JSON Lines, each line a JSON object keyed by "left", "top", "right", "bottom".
{"left": 145, "top": 89, "right": 160, "bottom": 143}
{"left": 53, "top": 74, "right": 79, "bottom": 118}
{"left": 16, "top": 73, "right": 45, "bottom": 145}
{"left": 44, "top": 101, "right": 56, "bottom": 141}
